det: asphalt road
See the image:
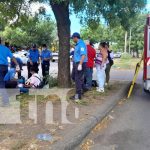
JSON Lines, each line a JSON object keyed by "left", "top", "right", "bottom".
{"left": 79, "top": 84, "right": 150, "bottom": 150}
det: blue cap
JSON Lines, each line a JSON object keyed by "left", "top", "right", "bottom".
{"left": 71, "top": 32, "right": 80, "bottom": 39}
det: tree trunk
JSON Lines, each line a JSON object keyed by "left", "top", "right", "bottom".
{"left": 50, "top": 1, "right": 71, "bottom": 88}
{"left": 124, "top": 31, "right": 128, "bottom": 53}
{"left": 128, "top": 29, "right": 132, "bottom": 54}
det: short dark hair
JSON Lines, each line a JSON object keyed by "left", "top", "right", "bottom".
{"left": 100, "top": 42, "right": 107, "bottom": 48}
{"left": 42, "top": 44, "right": 47, "bottom": 47}
{"left": 106, "top": 42, "right": 110, "bottom": 48}
{"left": 30, "top": 67, "right": 37, "bottom": 73}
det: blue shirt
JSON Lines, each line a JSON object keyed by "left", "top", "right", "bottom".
{"left": 0, "top": 44, "right": 13, "bottom": 65}
{"left": 74, "top": 39, "right": 87, "bottom": 63}
{"left": 4, "top": 68, "right": 16, "bottom": 81}
{"left": 41, "top": 49, "right": 52, "bottom": 63}
{"left": 11, "top": 57, "right": 23, "bottom": 69}
{"left": 28, "top": 49, "right": 40, "bottom": 63}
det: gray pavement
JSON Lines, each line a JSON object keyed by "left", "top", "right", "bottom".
{"left": 80, "top": 84, "right": 150, "bottom": 150}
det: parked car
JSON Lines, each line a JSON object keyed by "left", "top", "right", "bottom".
{"left": 52, "top": 52, "right": 59, "bottom": 62}
{"left": 8, "top": 50, "right": 29, "bottom": 65}
{"left": 51, "top": 52, "right": 73, "bottom": 62}
{"left": 114, "top": 52, "right": 122, "bottom": 58}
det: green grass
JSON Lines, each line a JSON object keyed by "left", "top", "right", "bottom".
{"left": 113, "top": 58, "right": 142, "bottom": 69}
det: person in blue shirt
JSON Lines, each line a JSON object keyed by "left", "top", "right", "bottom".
{"left": 71, "top": 32, "right": 87, "bottom": 102}
{"left": 0, "top": 38, "right": 19, "bottom": 106}
{"left": 27, "top": 44, "right": 40, "bottom": 78}
{"left": 11, "top": 57, "right": 23, "bottom": 78}
{"left": 4, "top": 68, "right": 18, "bottom": 88}
{"left": 41, "top": 44, "right": 52, "bottom": 84}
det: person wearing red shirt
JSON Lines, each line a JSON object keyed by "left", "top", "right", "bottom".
{"left": 85, "top": 40, "right": 96, "bottom": 90}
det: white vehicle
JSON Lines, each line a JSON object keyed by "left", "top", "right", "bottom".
{"left": 8, "top": 50, "right": 29, "bottom": 65}
{"left": 52, "top": 52, "right": 59, "bottom": 62}
{"left": 114, "top": 52, "right": 122, "bottom": 58}
{"left": 143, "top": 15, "right": 150, "bottom": 92}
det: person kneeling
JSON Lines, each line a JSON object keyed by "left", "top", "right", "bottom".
{"left": 4, "top": 68, "right": 18, "bottom": 88}
{"left": 20, "top": 67, "right": 42, "bottom": 93}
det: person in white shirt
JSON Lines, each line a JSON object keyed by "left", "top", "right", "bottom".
{"left": 25, "top": 67, "right": 42, "bottom": 88}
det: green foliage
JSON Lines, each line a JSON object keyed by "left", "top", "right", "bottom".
{"left": 81, "top": 14, "right": 146, "bottom": 53}
{"left": 46, "top": 75, "right": 58, "bottom": 88}
{"left": 121, "top": 53, "right": 132, "bottom": 60}
{"left": 1, "top": 18, "right": 56, "bottom": 47}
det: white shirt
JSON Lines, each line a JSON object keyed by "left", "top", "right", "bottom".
{"left": 26, "top": 73, "right": 41, "bottom": 88}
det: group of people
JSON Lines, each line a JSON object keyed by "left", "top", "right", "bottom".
{"left": 70, "top": 32, "right": 114, "bottom": 102}
{"left": 0, "top": 38, "right": 52, "bottom": 106}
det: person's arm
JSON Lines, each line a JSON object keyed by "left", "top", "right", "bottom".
{"left": 78, "top": 45, "right": 86, "bottom": 71}
{"left": 101, "top": 50, "right": 108, "bottom": 66}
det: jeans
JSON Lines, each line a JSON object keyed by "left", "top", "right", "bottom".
{"left": 42, "top": 61, "right": 50, "bottom": 84}
{"left": 74, "top": 62, "right": 86, "bottom": 99}
{"left": 96, "top": 64, "right": 106, "bottom": 89}
{"left": 0, "top": 65, "right": 9, "bottom": 105}
{"left": 85, "top": 68, "right": 93, "bottom": 89}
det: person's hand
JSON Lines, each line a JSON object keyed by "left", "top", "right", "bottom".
{"left": 100, "top": 64, "right": 104, "bottom": 69}
{"left": 30, "top": 61, "right": 33, "bottom": 65}
{"left": 78, "top": 64, "right": 82, "bottom": 71}
{"left": 16, "top": 65, "right": 20, "bottom": 71}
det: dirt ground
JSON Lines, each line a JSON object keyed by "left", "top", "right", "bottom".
{"left": 0, "top": 82, "right": 123, "bottom": 150}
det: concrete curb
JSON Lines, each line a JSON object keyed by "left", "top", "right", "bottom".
{"left": 51, "top": 82, "right": 130, "bottom": 150}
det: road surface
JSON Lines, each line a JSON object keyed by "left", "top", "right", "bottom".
{"left": 79, "top": 84, "right": 150, "bottom": 150}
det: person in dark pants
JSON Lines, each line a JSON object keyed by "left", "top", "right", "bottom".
{"left": 41, "top": 44, "right": 52, "bottom": 84}
{"left": 105, "top": 42, "right": 114, "bottom": 86}
{"left": 71, "top": 32, "right": 87, "bottom": 102}
{"left": 85, "top": 40, "right": 96, "bottom": 90}
{"left": 0, "top": 38, "right": 19, "bottom": 106}
{"left": 27, "top": 44, "right": 40, "bottom": 79}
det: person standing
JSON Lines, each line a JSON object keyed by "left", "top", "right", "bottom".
{"left": 41, "top": 44, "right": 52, "bottom": 84}
{"left": 27, "top": 44, "right": 40, "bottom": 78}
{"left": 0, "top": 38, "right": 19, "bottom": 106}
{"left": 71, "top": 32, "right": 87, "bottom": 102}
{"left": 105, "top": 42, "right": 114, "bottom": 86}
{"left": 85, "top": 40, "right": 96, "bottom": 90}
{"left": 95, "top": 42, "right": 108, "bottom": 93}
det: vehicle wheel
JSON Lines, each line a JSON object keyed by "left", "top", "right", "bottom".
{"left": 144, "top": 88, "right": 150, "bottom": 93}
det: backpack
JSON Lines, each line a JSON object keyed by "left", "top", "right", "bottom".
{"left": 33, "top": 75, "right": 45, "bottom": 89}
{"left": 108, "top": 50, "right": 114, "bottom": 66}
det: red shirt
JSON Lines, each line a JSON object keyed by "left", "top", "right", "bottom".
{"left": 86, "top": 45, "right": 96, "bottom": 68}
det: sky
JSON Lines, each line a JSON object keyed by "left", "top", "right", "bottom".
{"left": 31, "top": 1, "right": 150, "bottom": 34}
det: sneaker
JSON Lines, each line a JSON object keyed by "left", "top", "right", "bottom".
{"left": 105, "top": 83, "right": 108, "bottom": 86}
{"left": 96, "top": 88, "right": 105, "bottom": 93}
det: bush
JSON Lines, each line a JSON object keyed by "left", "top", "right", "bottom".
{"left": 121, "top": 52, "right": 132, "bottom": 60}
{"left": 46, "top": 75, "right": 58, "bottom": 88}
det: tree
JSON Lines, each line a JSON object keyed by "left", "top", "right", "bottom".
{"left": 1, "top": 18, "right": 56, "bottom": 47}
{"left": 0, "top": 0, "right": 146, "bottom": 87}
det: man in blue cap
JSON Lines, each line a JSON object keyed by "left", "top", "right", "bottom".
{"left": 27, "top": 44, "right": 40, "bottom": 78}
{"left": 71, "top": 32, "right": 87, "bottom": 102}
{"left": 0, "top": 38, "right": 19, "bottom": 106}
